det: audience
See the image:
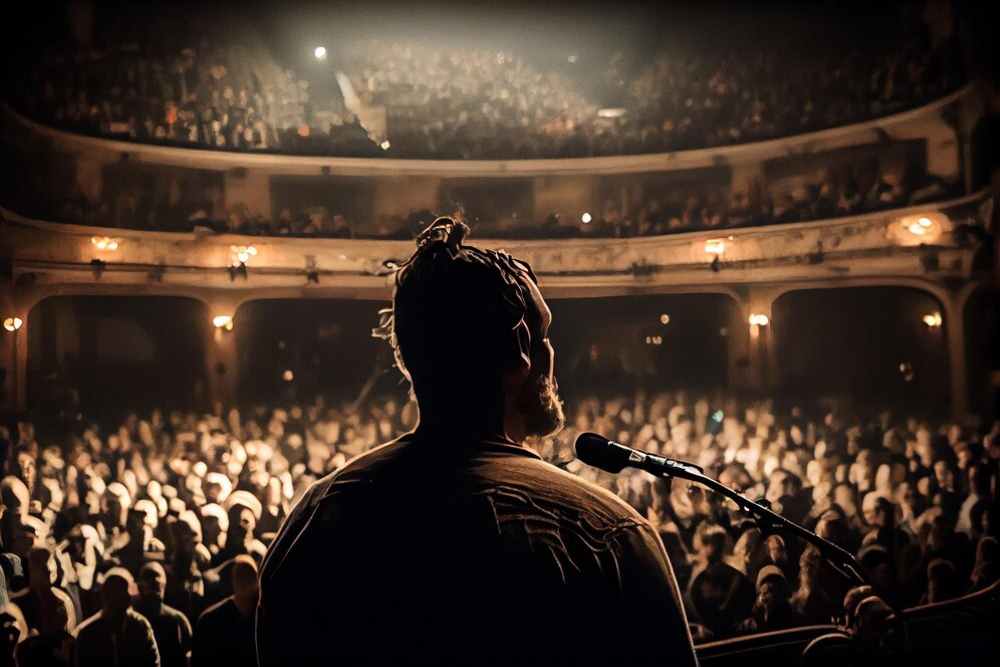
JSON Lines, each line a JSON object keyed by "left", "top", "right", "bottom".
{"left": 0, "top": 384, "right": 997, "bottom": 663}
{"left": 11, "top": 11, "right": 961, "bottom": 160}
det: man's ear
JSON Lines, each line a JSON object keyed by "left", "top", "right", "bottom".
{"left": 511, "top": 319, "right": 532, "bottom": 372}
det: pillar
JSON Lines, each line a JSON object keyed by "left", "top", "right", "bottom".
{"left": 201, "top": 296, "right": 243, "bottom": 409}
{"left": 941, "top": 285, "right": 976, "bottom": 420}
{"left": 728, "top": 286, "right": 784, "bottom": 395}
{"left": 0, "top": 286, "right": 27, "bottom": 413}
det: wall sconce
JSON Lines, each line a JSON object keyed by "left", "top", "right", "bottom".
{"left": 704, "top": 239, "right": 727, "bottom": 255}
{"left": 922, "top": 312, "right": 942, "bottom": 328}
{"left": 230, "top": 245, "right": 257, "bottom": 267}
{"left": 212, "top": 315, "right": 234, "bottom": 331}
{"left": 91, "top": 236, "right": 122, "bottom": 251}
{"left": 2, "top": 317, "right": 23, "bottom": 332}
{"left": 748, "top": 313, "right": 770, "bottom": 327}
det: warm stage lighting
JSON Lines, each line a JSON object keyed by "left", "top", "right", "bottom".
{"left": 922, "top": 312, "right": 942, "bottom": 328}
{"left": 314, "top": 46, "right": 327, "bottom": 61}
{"left": 581, "top": 212, "right": 592, "bottom": 224}
{"left": 212, "top": 315, "right": 234, "bottom": 331}
{"left": 3, "top": 317, "right": 23, "bottom": 332}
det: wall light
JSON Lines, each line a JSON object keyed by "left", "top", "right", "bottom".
{"left": 704, "top": 239, "right": 727, "bottom": 255}
{"left": 212, "top": 315, "right": 234, "bottom": 331}
{"left": 659, "top": 313, "right": 670, "bottom": 325}
{"left": 91, "top": 236, "right": 122, "bottom": 251}
{"left": 922, "top": 312, "right": 943, "bottom": 328}
{"left": 230, "top": 245, "right": 257, "bottom": 267}
{"left": 314, "top": 46, "right": 327, "bottom": 61}
{"left": 748, "top": 313, "right": 769, "bottom": 327}
{"left": 581, "top": 212, "right": 592, "bottom": 224}
{"left": 3, "top": 317, "right": 23, "bottom": 332}
{"left": 380, "top": 140, "right": 391, "bottom": 150}
{"left": 282, "top": 369, "right": 294, "bottom": 382}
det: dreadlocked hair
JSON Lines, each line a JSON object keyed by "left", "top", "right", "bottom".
{"left": 373, "top": 217, "right": 539, "bottom": 411}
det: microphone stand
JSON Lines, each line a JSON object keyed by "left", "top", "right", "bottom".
{"left": 652, "top": 459, "right": 869, "bottom": 588}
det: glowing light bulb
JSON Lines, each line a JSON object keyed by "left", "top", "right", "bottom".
{"left": 3, "top": 317, "right": 23, "bottom": 332}
{"left": 314, "top": 46, "right": 327, "bottom": 61}
{"left": 917, "top": 217, "right": 933, "bottom": 228}
{"left": 659, "top": 313, "right": 670, "bottom": 325}
{"left": 704, "top": 239, "right": 726, "bottom": 255}
{"left": 380, "top": 140, "right": 391, "bottom": 150}
{"left": 749, "top": 314, "right": 769, "bottom": 326}
{"left": 908, "top": 223, "right": 926, "bottom": 236}
{"left": 212, "top": 315, "right": 233, "bottom": 330}
{"left": 581, "top": 212, "right": 592, "bottom": 224}
{"left": 922, "top": 312, "right": 942, "bottom": 328}
{"left": 282, "top": 369, "right": 294, "bottom": 382}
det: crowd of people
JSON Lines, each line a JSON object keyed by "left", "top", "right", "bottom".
{"left": 1, "top": 386, "right": 997, "bottom": 663}
{"left": 10, "top": 10, "right": 962, "bottom": 160}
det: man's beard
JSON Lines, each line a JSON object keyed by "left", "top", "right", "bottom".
{"left": 517, "top": 372, "right": 565, "bottom": 439}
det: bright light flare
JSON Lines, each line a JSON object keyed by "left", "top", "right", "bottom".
{"left": 659, "top": 313, "right": 670, "bottom": 325}
{"left": 3, "top": 317, "right": 23, "bottom": 332}
{"left": 922, "top": 312, "right": 942, "bottom": 328}
{"left": 91, "top": 236, "right": 121, "bottom": 251}
{"left": 314, "top": 46, "right": 327, "bottom": 61}
{"left": 704, "top": 239, "right": 727, "bottom": 255}
{"left": 749, "top": 313, "right": 769, "bottom": 326}
{"left": 212, "top": 315, "right": 234, "bottom": 331}
{"left": 581, "top": 212, "right": 592, "bottom": 224}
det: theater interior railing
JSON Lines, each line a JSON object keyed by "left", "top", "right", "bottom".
{"left": 695, "top": 577, "right": 1000, "bottom": 665}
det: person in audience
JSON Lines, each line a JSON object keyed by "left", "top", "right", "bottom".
{"left": 738, "top": 565, "right": 804, "bottom": 633}
{"left": 134, "top": 562, "right": 192, "bottom": 667}
{"left": 72, "top": 569, "right": 159, "bottom": 667}
{"left": 192, "top": 555, "right": 257, "bottom": 667}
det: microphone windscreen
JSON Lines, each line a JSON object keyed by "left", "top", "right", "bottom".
{"left": 574, "top": 432, "right": 629, "bottom": 474}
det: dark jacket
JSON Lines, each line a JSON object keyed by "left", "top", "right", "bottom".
{"left": 133, "top": 599, "right": 192, "bottom": 667}
{"left": 73, "top": 608, "right": 159, "bottom": 667}
{"left": 256, "top": 432, "right": 697, "bottom": 666}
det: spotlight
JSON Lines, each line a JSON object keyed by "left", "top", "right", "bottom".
{"left": 581, "top": 212, "right": 592, "bottom": 224}
{"left": 922, "top": 312, "right": 942, "bottom": 328}
{"left": 212, "top": 315, "right": 234, "bottom": 331}
{"left": 314, "top": 46, "right": 327, "bottom": 61}
{"left": 2, "top": 317, "right": 23, "bottom": 332}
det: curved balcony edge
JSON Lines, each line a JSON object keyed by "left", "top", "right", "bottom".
{"left": 1, "top": 84, "right": 975, "bottom": 177}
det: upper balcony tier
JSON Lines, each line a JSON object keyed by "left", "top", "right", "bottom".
{"left": 3, "top": 85, "right": 975, "bottom": 177}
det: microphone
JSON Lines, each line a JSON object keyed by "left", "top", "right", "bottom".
{"left": 574, "top": 432, "right": 703, "bottom": 478}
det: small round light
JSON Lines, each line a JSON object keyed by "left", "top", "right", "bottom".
{"left": 659, "top": 313, "right": 670, "bottom": 325}
{"left": 581, "top": 212, "right": 592, "bottom": 224}
{"left": 917, "top": 217, "right": 933, "bottom": 228}
{"left": 922, "top": 312, "right": 942, "bottom": 328}
{"left": 282, "top": 369, "right": 294, "bottom": 382}
{"left": 380, "top": 140, "right": 391, "bottom": 150}
{"left": 749, "top": 314, "right": 769, "bottom": 327}
{"left": 314, "top": 46, "right": 327, "bottom": 61}
{"left": 908, "top": 223, "right": 926, "bottom": 236}
{"left": 3, "top": 317, "right": 23, "bottom": 332}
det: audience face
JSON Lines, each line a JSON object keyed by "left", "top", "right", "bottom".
{"left": 138, "top": 564, "right": 167, "bottom": 600}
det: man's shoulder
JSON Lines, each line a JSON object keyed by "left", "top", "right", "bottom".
{"left": 196, "top": 596, "right": 234, "bottom": 627}
{"left": 74, "top": 611, "right": 102, "bottom": 638}
{"left": 162, "top": 603, "right": 193, "bottom": 629}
